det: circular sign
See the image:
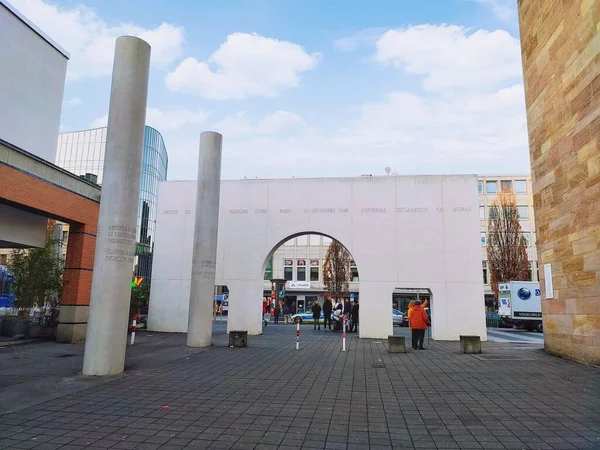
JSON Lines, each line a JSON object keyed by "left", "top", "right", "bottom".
{"left": 517, "top": 287, "right": 531, "bottom": 300}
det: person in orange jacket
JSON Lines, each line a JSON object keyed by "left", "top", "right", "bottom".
{"left": 407, "top": 299, "right": 428, "bottom": 330}
{"left": 409, "top": 300, "right": 430, "bottom": 350}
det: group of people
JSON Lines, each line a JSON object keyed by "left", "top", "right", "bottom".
{"left": 311, "top": 297, "right": 359, "bottom": 332}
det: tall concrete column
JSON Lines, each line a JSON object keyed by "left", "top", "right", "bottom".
{"left": 187, "top": 131, "right": 223, "bottom": 347}
{"left": 83, "top": 36, "right": 150, "bottom": 375}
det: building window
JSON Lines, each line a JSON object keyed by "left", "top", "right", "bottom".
{"left": 533, "top": 232, "right": 537, "bottom": 246}
{"left": 322, "top": 236, "right": 332, "bottom": 246}
{"left": 309, "top": 234, "right": 321, "bottom": 246}
{"left": 284, "top": 267, "right": 293, "bottom": 281}
{"left": 284, "top": 238, "right": 295, "bottom": 246}
{"left": 479, "top": 206, "right": 485, "bottom": 220}
{"left": 478, "top": 181, "right": 484, "bottom": 195}
{"left": 297, "top": 267, "right": 306, "bottom": 281}
{"left": 521, "top": 232, "right": 531, "bottom": 247}
{"left": 501, "top": 180, "right": 513, "bottom": 192}
{"left": 536, "top": 261, "right": 539, "bottom": 281}
{"left": 528, "top": 261, "right": 533, "bottom": 281}
{"left": 517, "top": 206, "right": 529, "bottom": 220}
{"left": 515, "top": 180, "right": 527, "bottom": 194}
{"left": 489, "top": 206, "right": 499, "bottom": 220}
{"left": 482, "top": 261, "right": 488, "bottom": 285}
{"left": 350, "top": 260, "right": 359, "bottom": 282}
{"left": 310, "top": 259, "right": 319, "bottom": 282}
{"left": 296, "top": 235, "right": 308, "bottom": 246}
{"left": 486, "top": 181, "right": 497, "bottom": 194}
{"left": 481, "top": 232, "right": 486, "bottom": 246}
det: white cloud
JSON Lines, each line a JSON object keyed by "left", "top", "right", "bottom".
{"left": 165, "top": 33, "right": 321, "bottom": 100}
{"left": 333, "top": 84, "right": 528, "bottom": 168}
{"left": 10, "top": 0, "right": 184, "bottom": 81}
{"left": 90, "top": 106, "right": 209, "bottom": 131}
{"left": 64, "top": 97, "right": 83, "bottom": 107}
{"left": 211, "top": 111, "right": 305, "bottom": 138}
{"left": 213, "top": 110, "right": 306, "bottom": 138}
{"left": 376, "top": 24, "right": 522, "bottom": 92}
{"left": 471, "top": 0, "right": 516, "bottom": 22}
{"left": 334, "top": 27, "right": 388, "bottom": 52}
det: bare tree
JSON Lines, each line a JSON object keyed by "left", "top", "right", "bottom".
{"left": 323, "top": 240, "right": 351, "bottom": 302}
{"left": 487, "top": 189, "right": 530, "bottom": 299}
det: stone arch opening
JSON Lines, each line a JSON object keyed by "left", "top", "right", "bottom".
{"left": 260, "top": 231, "right": 360, "bottom": 330}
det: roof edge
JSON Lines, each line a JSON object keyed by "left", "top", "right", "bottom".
{"left": 0, "top": 0, "right": 70, "bottom": 59}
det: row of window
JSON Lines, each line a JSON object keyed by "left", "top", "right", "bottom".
{"left": 282, "top": 259, "right": 359, "bottom": 282}
{"left": 284, "top": 235, "right": 333, "bottom": 246}
{"left": 478, "top": 180, "right": 528, "bottom": 195}
{"left": 479, "top": 205, "right": 531, "bottom": 221}
{"left": 482, "top": 261, "right": 539, "bottom": 285}
{"left": 481, "top": 231, "right": 536, "bottom": 247}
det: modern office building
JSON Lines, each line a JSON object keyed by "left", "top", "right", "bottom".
{"left": 55, "top": 126, "right": 168, "bottom": 280}
{"left": 262, "top": 175, "right": 537, "bottom": 312}
{"left": 0, "top": 0, "right": 102, "bottom": 342}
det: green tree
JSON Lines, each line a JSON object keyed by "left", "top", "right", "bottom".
{"left": 487, "top": 189, "right": 530, "bottom": 300}
{"left": 130, "top": 282, "right": 150, "bottom": 316}
{"left": 8, "top": 221, "right": 64, "bottom": 319}
{"left": 323, "top": 239, "right": 351, "bottom": 302}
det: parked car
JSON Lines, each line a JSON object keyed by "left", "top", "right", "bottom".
{"left": 485, "top": 311, "right": 512, "bottom": 328}
{"left": 290, "top": 312, "right": 325, "bottom": 324}
{"left": 393, "top": 309, "right": 409, "bottom": 327}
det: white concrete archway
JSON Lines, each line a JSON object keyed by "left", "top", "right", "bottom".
{"left": 148, "top": 176, "right": 487, "bottom": 341}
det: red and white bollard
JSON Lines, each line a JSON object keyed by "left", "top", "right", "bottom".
{"left": 296, "top": 317, "right": 300, "bottom": 350}
{"left": 130, "top": 313, "right": 137, "bottom": 345}
{"left": 342, "top": 316, "right": 346, "bottom": 352}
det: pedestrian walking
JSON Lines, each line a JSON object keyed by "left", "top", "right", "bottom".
{"left": 408, "top": 300, "right": 430, "bottom": 350}
{"left": 282, "top": 306, "right": 291, "bottom": 324}
{"left": 350, "top": 300, "right": 359, "bottom": 332}
{"left": 312, "top": 300, "right": 322, "bottom": 330}
{"left": 323, "top": 296, "right": 333, "bottom": 331}
{"left": 274, "top": 304, "right": 280, "bottom": 325}
{"left": 343, "top": 299, "right": 352, "bottom": 331}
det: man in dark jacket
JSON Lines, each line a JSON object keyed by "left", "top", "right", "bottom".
{"left": 350, "top": 300, "right": 359, "bottom": 332}
{"left": 322, "top": 297, "right": 333, "bottom": 331}
{"left": 312, "top": 301, "right": 322, "bottom": 330}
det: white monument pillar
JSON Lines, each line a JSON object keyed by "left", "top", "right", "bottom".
{"left": 187, "top": 132, "right": 223, "bottom": 347}
{"left": 83, "top": 36, "right": 150, "bottom": 376}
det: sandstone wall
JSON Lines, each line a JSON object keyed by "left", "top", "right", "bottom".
{"left": 518, "top": 0, "right": 600, "bottom": 364}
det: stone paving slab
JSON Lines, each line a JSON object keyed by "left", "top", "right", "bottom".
{"left": 0, "top": 324, "right": 599, "bottom": 450}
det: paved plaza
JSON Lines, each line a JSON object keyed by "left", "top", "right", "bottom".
{"left": 0, "top": 325, "right": 599, "bottom": 450}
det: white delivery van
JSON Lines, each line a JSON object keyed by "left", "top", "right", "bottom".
{"left": 498, "top": 281, "right": 542, "bottom": 332}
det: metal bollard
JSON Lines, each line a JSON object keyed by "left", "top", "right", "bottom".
{"left": 296, "top": 317, "right": 300, "bottom": 350}
{"left": 342, "top": 316, "right": 346, "bottom": 352}
{"left": 130, "top": 313, "right": 137, "bottom": 345}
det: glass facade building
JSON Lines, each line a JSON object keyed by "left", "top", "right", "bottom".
{"left": 56, "top": 126, "right": 168, "bottom": 281}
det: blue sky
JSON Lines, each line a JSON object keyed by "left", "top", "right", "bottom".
{"left": 11, "top": 0, "right": 528, "bottom": 180}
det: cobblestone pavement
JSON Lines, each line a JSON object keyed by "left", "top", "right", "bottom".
{"left": 0, "top": 324, "right": 599, "bottom": 450}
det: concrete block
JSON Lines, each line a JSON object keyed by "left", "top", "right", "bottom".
{"left": 57, "top": 323, "right": 87, "bottom": 343}
{"left": 229, "top": 330, "right": 247, "bottom": 348}
{"left": 388, "top": 335, "right": 406, "bottom": 353}
{"left": 460, "top": 335, "right": 481, "bottom": 354}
